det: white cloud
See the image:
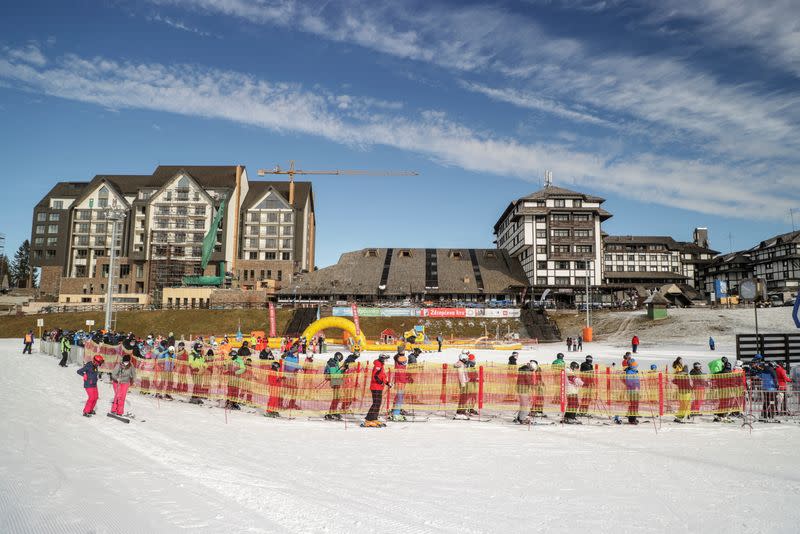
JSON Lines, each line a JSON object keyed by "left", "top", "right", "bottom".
{"left": 149, "top": 0, "right": 800, "bottom": 163}
{"left": 0, "top": 47, "right": 796, "bottom": 222}
{"left": 149, "top": 13, "right": 215, "bottom": 37}
{"left": 4, "top": 43, "right": 46, "bottom": 67}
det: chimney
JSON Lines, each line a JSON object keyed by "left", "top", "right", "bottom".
{"left": 289, "top": 179, "right": 295, "bottom": 206}
{"left": 693, "top": 227, "right": 709, "bottom": 248}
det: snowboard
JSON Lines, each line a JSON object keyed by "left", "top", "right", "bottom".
{"left": 107, "top": 413, "right": 131, "bottom": 424}
{"left": 360, "top": 422, "right": 387, "bottom": 428}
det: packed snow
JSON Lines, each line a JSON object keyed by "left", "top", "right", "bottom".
{"left": 1, "top": 338, "right": 799, "bottom": 534}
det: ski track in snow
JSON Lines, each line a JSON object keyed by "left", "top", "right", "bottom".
{"left": 1, "top": 338, "right": 799, "bottom": 533}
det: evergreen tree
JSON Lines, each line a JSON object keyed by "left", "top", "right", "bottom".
{"left": 10, "top": 240, "right": 34, "bottom": 288}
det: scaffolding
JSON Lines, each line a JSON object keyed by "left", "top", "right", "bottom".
{"left": 147, "top": 231, "right": 204, "bottom": 309}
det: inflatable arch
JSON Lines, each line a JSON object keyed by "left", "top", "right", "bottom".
{"left": 301, "top": 317, "right": 367, "bottom": 348}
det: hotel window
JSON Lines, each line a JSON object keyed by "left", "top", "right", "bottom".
{"left": 555, "top": 276, "right": 570, "bottom": 285}
{"left": 574, "top": 229, "right": 592, "bottom": 237}
{"left": 537, "top": 261, "right": 547, "bottom": 269}
{"left": 49, "top": 213, "right": 60, "bottom": 221}
{"left": 282, "top": 225, "right": 293, "bottom": 236}
{"left": 250, "top": 212, "right": 260, "bottom": 222}
{"left": 552, "top": 214, "right": 570, "bottom": 222}
{"left": 573, "top": 214, "right": 590, "bottom": 222}
{"left": 282, "top": 252, "right": 291, "bottom": 260}
{"left": 575, "top": 245, "right": 593, "bottom": 253}
{"left": 604, "top": 254, "right": 612, "bottom": 261}
{"left": 536, "top": 277, "right": 547, "bottom": 285}
{"left": 553, "top": 229, "right": 570, "bottom": 237}
{"left": 267, "top": 212, "right": 278, "bottom": 223}
{"left": 266, "top": 226, "right": 277, "bottom": 236}
{"left": 46, "top": 237, "right": 57, "bottom": 246}
{"left": 283, "top": 212, "right": 293, "bottom": 223}
{"left": 555, "top": 261, "right": 569, "bottom": 269}
{"left": 37, "top": 212, "right": 47, "bottom": 222}
{"left": 48, "top": 225, "right": 58, "bottom": 234}
{"left": 265, "top": 252, "right": 277, "bottom": 260}
{"left": 552, "top": 245, "right": 570, "bottom": 253}
{"left": 553, "top": 199, "right": 566, "bottom": 207}
{"left": 34, "top": 237, "right": 44, "bottom": 245}
{"left": 33, "top": 250, "right": 42, "bottom": 259}
{"left": 36, "top": 225, "right": 45, "bottom": 234}
{"left": 536, "top": 229, "right": 546, "bottom": 238}
{"left": 195, "top": 205, "right": 206, "bottom": 216}
{"left": 536, "top": 245, "right": 547, "bottom": 254}
{"left": 573, "top": 199, "right": 582, "bottom": 208}
{"left": 52, "top": 200, "right": 64, "bottom": 209}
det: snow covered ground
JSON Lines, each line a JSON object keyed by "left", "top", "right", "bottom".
{"left": 2, "top": 338, "right": 799, "bottom": 534}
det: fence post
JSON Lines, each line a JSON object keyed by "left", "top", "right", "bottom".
{"left": 478, "top": 366, "right": 484, "bottom": 411}
{"left": 560, "top": 368, "right": 566, "bottom": 415}
{"left": 658, "top": 372, "right": 664, "bottom": 417}
{"left": 606, "top": 367, "right": 611, "bottom": 407}
{"left": 440, "top": 363, "right": 448, "bottom": 405}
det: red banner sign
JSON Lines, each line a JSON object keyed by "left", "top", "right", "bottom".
{"left": 351, "top": 304, "right": 361, "bottom": 336}
{"left": 268, "top": 302, "right": 276, "bottom": 338}
{"left": 422, "top": 308, "right": 467, "bottom": 318}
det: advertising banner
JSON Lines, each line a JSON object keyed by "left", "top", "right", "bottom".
{"left": 268, "top": 302, "right": 276, "bottom": 337}
{"left": 422, "top": 308, "right": 467, "bottom": 318}
{"left": 351, "top": 304, "right": 361, "bottom": 336}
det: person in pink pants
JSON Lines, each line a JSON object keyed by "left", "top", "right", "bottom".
{"left": 111, "top": 355, "right": 137, "bottom": 416}
{"left": 77, "top": 355, "right": 104, "bottom": 417}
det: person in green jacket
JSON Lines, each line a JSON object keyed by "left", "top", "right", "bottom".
{"left": 58, "top": 335, "right": 71, "bottom": 367}
{"left": 552, "top": 352, "right": 565, "bottom": 367}
{"left": 188, "top": 347, "right": 208, "bottom": 404}
{"left": 226, "top": 350, "right": 246, "bottom": 410}
{"left": 324, "top": 352, "right": 345, "bottom": 420}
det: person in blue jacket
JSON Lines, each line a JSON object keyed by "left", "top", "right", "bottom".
{"left": 752, "top": 358, "right": 778, "bottom": 420}
{"left": 282, "top": 344, "right": 301, "bottom": 410}
{"left": 624, "top": 359, "right": 640, "bottom": 424}
{"left": 709, "top": 337, "right": 715, "bottom": 351}
{"left": 77, "top": 355, "right": 105, "bottom": 417}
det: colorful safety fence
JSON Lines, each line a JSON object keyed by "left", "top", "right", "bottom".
{"left": 83, "top": 342, "right": 752, "bottom": 418}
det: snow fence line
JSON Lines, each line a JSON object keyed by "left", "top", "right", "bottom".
{"left": 40, "top": 340, "right": 799, "bottom": 421}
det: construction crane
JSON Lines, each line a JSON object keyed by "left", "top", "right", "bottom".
{"left": 257, "top": 160, "right": 419, "bottom": 205}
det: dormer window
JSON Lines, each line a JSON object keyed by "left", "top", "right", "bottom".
{"left": 450, "top": 250, "right": 463, "bottom": 259}
{"left": 365, "top": 249, "right": 378, "bottom": 258}
{"left": 398, "top": 250, "right": 412, "bottom": 258}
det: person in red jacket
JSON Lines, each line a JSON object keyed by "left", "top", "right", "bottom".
{"left": 265, "top": 361, "right": 283, "bottom": 418}
{"left": 775, "top": 362, "right": 792, "bottom": 415}
{"left": 364, "top": 355, "right": 391, "bottom": 427}
{"left": 631, "top": 336, "right": 640, "bottom": 354}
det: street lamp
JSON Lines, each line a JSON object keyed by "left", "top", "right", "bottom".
{"left": 104, "top": 205, "right": 127, "bottom": 331}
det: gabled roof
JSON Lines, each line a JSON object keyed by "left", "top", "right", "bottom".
{"left": 35, "top": 182, "right": 89, "bottom": 208}
{"left": 152, "top": 166, "right": 240, "bottom": 188}
{"left": 751, "top": 230, "right": 800, "bottom": 250}
{"left": 494, "top": 185, "right": 610, "bottom": 232}
{"left": 242, "top": 181, "right": 313, "bottom": 211}
{"left": 604, "top": 235, "right": 718, "bottom": 255}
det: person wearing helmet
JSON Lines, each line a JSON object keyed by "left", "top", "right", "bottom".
{"left": 364, "top": 355, "right": 392, "bottom": 427}
{"left": 454, "top": 352, "right": 470, "bottom": 419}
{"left": 111, "top": 354, "right": 137, "bottom": 416}
{"left": 508, "top": 352, "right": 519, "bottom": 366}
{"left": 563, "top": 362, "right": 584, "bottom": 424}
{"left": 265, "top": 360, "right": 283, "bottom": 418}
{"left": 689, "top": 362, "right": 706, "bottom": 417}
{"left": 623, "top": 358, "right": 640, "bottom": 424}
{"left": 324, "top": 352, "right": 345, "bottom": 420}
{"left": 578, "top": 355, "right": 594, "bottom": 416}
{"left": 340, "top": 353, "right": 360, "bottom": 414}
{"left": 465, "top": 354, "right": 479, "bottom": 415}
{"left": 226, "top": 350, "right": 246, "bottom": 410}
{"left": 552, "top": 352, "right": 565, "bottom": 367}
{"left": 390, "top": 352, "right": 413, "bottom": 421}
{"left": 77, "top": 355, "right": 104, "bottom": 417}
{"left": 514, "top": 360, "right": 536, "bottom": 424}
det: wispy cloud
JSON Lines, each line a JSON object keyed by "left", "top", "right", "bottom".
{"left": 148, "top": 13, "right": 215, "bottom": 37}
{"left": 3, "top": 42, "right": 46, "bottom": 67}
{"left": 1, "top": 47, "right": 796, "bottom": 221}
{"left": 150, "top": 0, "right": 800, "bottom": 163}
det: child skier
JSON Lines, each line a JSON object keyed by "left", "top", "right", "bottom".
{"left": 110, "top": 355, "right": 136, "bottom": 416}
{"left": 364, "top": 354, "right": 391, "bottom": 427}
{"left": 77, "top": 355, "right": 104, "bottom": 417}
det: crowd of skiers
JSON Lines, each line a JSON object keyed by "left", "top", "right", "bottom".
{"left": 24, "top": 328, "right": 800, "bottom": 426}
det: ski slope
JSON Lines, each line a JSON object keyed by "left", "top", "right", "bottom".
{"left": 1, "top": 338, "right": 798, "bottom": 533}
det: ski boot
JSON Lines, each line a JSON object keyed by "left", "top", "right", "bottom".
{"left": 362, "top": 419, "right": 385, "bottom": 428}
{"left": 468, "top": 409, "right": 479, "bottom": 416}
{"left": 323, "top": 414, "right": 338, "bottom": 421}
{"left": 453, "top": 411, "right": 469, "bottom": 420}
{"left": 388, "top": 413, "right": 407, "bottom": 422}
{"left": 514, "top": 417, "right": 531, "bottom": 425}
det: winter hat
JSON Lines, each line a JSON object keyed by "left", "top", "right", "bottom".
{"left": 377, "top": 354, "right": 390, "bottom": 361}
{"left": 395, "top": 355, "right": 408, "bottom": 365}
{"left": 468, "top": 353, "right": 475, "bottom": 361}
{"left": 628, "top": 359, "right": 638, "bottom": 368}
{"left": 585, "top": 355, "right": 593, "bottom": 362}
{"left": 92, "top": 355, "right": 105, "bottom": 365}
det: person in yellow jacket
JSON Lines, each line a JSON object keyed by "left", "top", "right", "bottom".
{"left": 188, "top": 347, "right": 208, "bottom": 404}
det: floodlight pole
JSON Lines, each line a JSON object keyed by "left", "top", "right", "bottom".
{"left": 104, "top": 207, "right": 126, "bottom": 331}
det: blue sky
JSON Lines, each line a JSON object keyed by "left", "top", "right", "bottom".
{"left": 1, "top": 0, "right": 799, "bottom": 267}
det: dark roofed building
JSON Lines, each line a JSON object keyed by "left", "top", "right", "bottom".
{"left": 748, "top": 230, "right": 800, "bottom": 294}
{"left": 699, "top": 251, "right": 753, "bottom": 299}
{"left": 282, "top": 248, "right": 527, "bottom": 303}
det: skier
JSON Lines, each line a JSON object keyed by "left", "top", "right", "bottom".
{"left": 324, "top": 352, "right": 344, "bottom": 420}
{"left": 110, "top": 354, "right": 136, "bottom": 417}
{"left": 408, "top": 347, "right": 422, "bottom": 365}
{"left": 466, "top": 353, "right": 479, "bottom": 416}
{"left": 775, "top": 362, "right": 792, "bottom": 416}
{"left": 515, "top": 360, "right": 535, "bottom": 424}
{"left": 552, "top": 352, "right": 565, "bottom": 367}
{"left": 689, "top": 362, "right": 706, "bottom": 417}
{"left": 624, "top": 359, "right": 640, "bottom": 424}
{"left": 631, "top": 335, "right": 640, "bottom": 354}
{"left": 390, "top": 352, "right": 413, "bottom": 421}
{"left": 576, "top": 335, "right": 583, "bottom": 351}
{"left": 753, "top": 359, "right": 777, "bottom": 420}
{"left": 58, "top": 335, "right": 71, "bottom": 367}
{"left": 713, "top": 357, "right": 734, "bottom": 421}
{"left": 238, "top": 340, "right": 252, "bottom": 358}
{"left": 563, "top": 362, "right": 584, "bottom": 424}
{"left": 436, "top": 334, "right": 443, "bottom": 352}
{"left": 340, "top": 353, "right": 360, "bottom": 414}
{"left": 578, "top": 355, "right": 594, "bottom": 416}
{"left": 622, "top": 352, "right": 632, "bottom": 369}
{"left": 672, "top": 362, "right": 693, "bottom": 423}
{"left": 709, "top": 336, "right": 716, "bottom": 351}
{"left": 566, "top": 337, "right": 573, "bottom": 352}
{"left": 258, "top": 346, "right": 274, "bottom": 360}
{"left": 23, "top": 330, "right": 34, "bottom": 354}
{"left": 77, "top": 355, "right": 104, "bottom": 417}
{"left": 364, "top": 354, "right": 391, "bottom": 427}
{"left": 282, "top": 345, "right": 301, "bottom": 410}
{"left": 226, "top": 350, "right": 246, "bottom": 410}
{"left": 454, "top": 352, "right": 470, "bottom": 419}
{"left": 265, "top": 361, "right": 283, "bottom": 418}
{"left": 188, "top": 347, "right": 208, "bottom": 404}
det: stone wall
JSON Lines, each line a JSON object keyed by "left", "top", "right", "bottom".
{"left": 210, "top": 288, "right": 269, "bottom": 306}
{"left": 39, "top": 266, "right": 62, "bottom": 297}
